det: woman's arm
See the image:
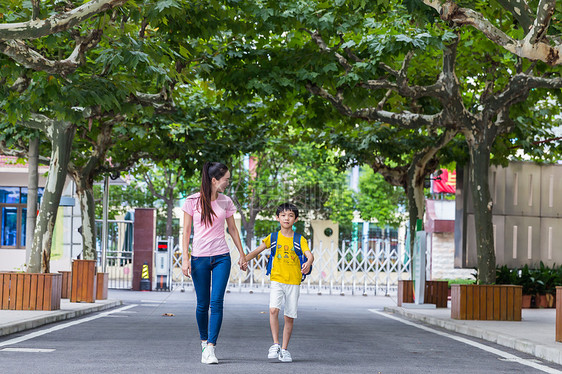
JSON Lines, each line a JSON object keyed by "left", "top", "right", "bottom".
{"left": 226, "top": 216, "right": 247, "bottom": 268}
{"left": 182, "top": 212, "right": 193, "bottom": 277}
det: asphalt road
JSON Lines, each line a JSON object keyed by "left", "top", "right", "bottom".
{"left": 1, "top": 289, "right": 561, "bottom": 373}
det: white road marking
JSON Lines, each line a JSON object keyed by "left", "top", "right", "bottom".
{"left": 0, "top": 305, "right": 138, "bottom": 348}
{"left": 370, "top": 309, "right": 562, "bottom": 374}
{"left": 1, "top": 348, "right": 55, "bottom": 353}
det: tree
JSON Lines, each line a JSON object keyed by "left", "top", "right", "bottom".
{"left": 1, "top": 0, "right": 261, "bottom": 269}
{"left": 202, "top": 0, "right": 562, "bottom": 284}
{"left": 416, "top": 0, "right": 562, "bottom": 65}
{"left": 0, "top": 0, "right": 131, "bottom": 272}
{"left": 18, "top": 117, "right": 76, "bottom": 273}
{"left": 230, "top": 136, "right": 353, "bottom": 249}
{"left": 320, "top": 119, "right": 460, "bottom": 254}
{"left": 357, "top": 166, "right": 406, "bottom": 228}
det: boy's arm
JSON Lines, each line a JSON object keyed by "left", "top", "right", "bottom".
{"left": 245, "top": 242, "right": 268, "bottom": 262}
{"left": 301, "top": 250, "right": 314, "bottom": 274}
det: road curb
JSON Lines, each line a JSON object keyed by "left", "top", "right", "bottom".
{"left": 0, "top": 300, "right": 123, "bottom": 337}
{"left": 383, "top": 306, "right": 562, "bottom": 366}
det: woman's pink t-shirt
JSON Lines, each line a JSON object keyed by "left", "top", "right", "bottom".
{"left": 182, "top": 192, "right": 237, "bottom": 257}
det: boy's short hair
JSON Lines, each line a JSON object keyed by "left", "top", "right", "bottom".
{"left": 276, "top": 202, "right": 299, "bottom": 219}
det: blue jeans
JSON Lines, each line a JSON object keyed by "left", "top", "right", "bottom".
{"left": 191, "top": 253, "right": 231, "bottom": 345}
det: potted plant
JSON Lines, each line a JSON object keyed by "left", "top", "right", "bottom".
{"left": 496, "top": 265, "right": 516, "bottom": 285}
{"left": 517, "top": 265, "right": 534, "bottom": 308}
{"left": 537, "top": 262, "right": 556, "bottom": 308}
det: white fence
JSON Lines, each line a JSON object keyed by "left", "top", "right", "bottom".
{"left": 95, "top": 219, "right": 134, "bottom": 289}
{"left": 172, "top": 238, "right": 411, "bottom": 296}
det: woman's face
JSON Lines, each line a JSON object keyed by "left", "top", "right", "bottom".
{"left": 213, "top": 170, "right": 231, "bottom": 193}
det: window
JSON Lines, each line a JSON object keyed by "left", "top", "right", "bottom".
{"left": 0, "top": 187, "right": 44, "bottom": 248}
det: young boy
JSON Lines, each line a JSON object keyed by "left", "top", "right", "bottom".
{"left": 244, "top": 203, "right": 314, "bottom": 363}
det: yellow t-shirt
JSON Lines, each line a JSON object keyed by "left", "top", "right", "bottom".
{"left": 263, "top": 232, "right": 310, "bottom": 285}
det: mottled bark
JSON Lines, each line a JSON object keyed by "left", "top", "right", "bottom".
{"left": 25, "top": 136, "right": 39, "bottom": 268}
{"left": 0, "top": 0, "right": 127, "bottom": 40}
{"left": 405, "top": 181, "right": 421, "bottom": 258}
{"left": 420, "top": 0, "right": 562, "bottom": 65}
{"left": 68, "top": 122, "right": 114, "bottom": 260}
{"left": 0, "top": 31, "right": 102, "bottom": 76}
{"left": 466, "top": 135, "right": 496, "bottom": 284}
{"left": 74, "top": 177, "right": 97, "bottom": 260}
{"left": 27, "top": 123, "right": 75, "bottom": 273}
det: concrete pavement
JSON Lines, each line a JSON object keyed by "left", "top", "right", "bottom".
{"left": 0, "top": 298, "right": 122, "bottom": 337}
{"left": 1, "top": 290, "right": 562, "bottom": 368}
{"left": 384, "top": 302, "right": 562, "bottom": 366}
{"left": 3, "top": 289, "right": 561, "bottom": 374}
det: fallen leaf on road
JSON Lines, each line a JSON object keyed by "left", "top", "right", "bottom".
{"left": 162, "top": 313, "right": 175, "bottom": 317}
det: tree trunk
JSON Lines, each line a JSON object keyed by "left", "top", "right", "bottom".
{"left": 27, "top": 123, "right": 75, "bottom": 273}
{"left": 75, "top": 176, "right": 97, "bottom": 260}
{"left": 467, "top": 138, "right": 496, "bottom": 284}
{"left": 405, "top": 154, "right": 430, "bottom": 259}
{"left": 165, "top": 198, "right": 174, "bottom": 238}
{"left": 406, "top": 182, "right": 421, "bottom": 260}
{"left": 25, "top": 136, "right": 39, "bottom": 268}
{"left": 244, "top": 218, "right": 256, "bottom": 251}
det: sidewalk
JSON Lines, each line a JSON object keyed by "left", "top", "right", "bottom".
{"left": 384, "top": 304, "right": 562, "bottom": 365}
{"left": 0, "top": 299, "right": 122, "bottom": 337}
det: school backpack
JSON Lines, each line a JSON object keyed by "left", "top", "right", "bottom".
{"left": 265, "top": 231, "right": 312, "bottom": 281}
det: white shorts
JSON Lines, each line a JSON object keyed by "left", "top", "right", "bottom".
{"left": 269, "top": 281, "right": 300, "bottom": 319}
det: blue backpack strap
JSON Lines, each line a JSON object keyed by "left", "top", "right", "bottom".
{"left": 293, "top": 232, "right": 302, "bottom": 256}
{"left": 293, "top": 233, "right": 312, "bottom": 280}
{"left": 266, "top": 231, "right": 278, "bottom": 276}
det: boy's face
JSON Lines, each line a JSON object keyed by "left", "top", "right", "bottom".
{"left": 277, "top": 210, "right": 297, "bottom": 229}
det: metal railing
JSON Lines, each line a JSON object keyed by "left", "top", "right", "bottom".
{"left": 171, "top": 237, "right": 411, "bottom": 295}
{"left": 95, "top": 219, "right": 134, "bottom": 289}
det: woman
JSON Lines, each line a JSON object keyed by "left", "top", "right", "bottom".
{"left": 182, "top": 162, "right": 247, "bottom": 364}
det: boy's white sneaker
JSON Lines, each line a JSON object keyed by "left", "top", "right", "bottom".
{"left": 268, "top": 343, "right": 281, "bottom": 359}
{"left": 279, "top": 349, "right": 292, "bottom": 362}
{"left": 201, "top": 345, "right": 218, "bottom": 364}
{"left": 201, "top": 341, "right": 207, "bottom": 351}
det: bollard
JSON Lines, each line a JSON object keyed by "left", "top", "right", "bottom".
{"left": 140, "top": 262, "right": 151, "bottom": 291}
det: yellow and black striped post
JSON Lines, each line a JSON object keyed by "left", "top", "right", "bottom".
{"left": 140, "top": 262, "right": 151, "bottom": 291}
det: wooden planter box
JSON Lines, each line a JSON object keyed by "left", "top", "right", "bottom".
{"left": 70, "top": 260, "right": 97, "bottom": 303}
{"left": 0, "top": 273, "right": 62, "bottom": 311}
{"left": 451, "top": 284, "right": 522, "bottom": 321}
{"left": 556, "top": 286, "right": 562, "bottom": 342}
{"left": 96, "top": 273, "right": 108, "bottom": 300}
{"left": 58, "top": 271, "right": 72, "bottom": 299}
{"left": 397, "top": 280, "right": 448, "bottom": 308}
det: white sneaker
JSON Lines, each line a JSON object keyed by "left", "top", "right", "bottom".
{"left": 201, "top": 341, "right": 207, "bottom": 352}
{"left": 279, "top": 349, "right": 292, "bottom": 362}
{"left": 268, "top": 344, "right": 281, "bottom": 359}
{"left": 201, "top": 345, "right": 218, "bottom": 364}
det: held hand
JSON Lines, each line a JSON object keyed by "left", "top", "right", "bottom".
{"left": 238, "top": 255, "right": 248, "bottom": 271}
{"left": 182, "top": 261, "right": 191, "bottom": 278}
{"left": 301, "top": 260, "right": 312, "bottom": 274}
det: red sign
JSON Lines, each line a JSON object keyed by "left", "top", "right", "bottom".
{"left": 433, "top": 169, "right": 456, "bottom": 194}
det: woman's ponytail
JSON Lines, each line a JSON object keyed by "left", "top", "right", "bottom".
{"left": 199, "top": 161, "right": 229, "bottom": 226}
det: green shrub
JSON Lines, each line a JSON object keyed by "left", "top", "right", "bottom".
{"left": 433, "top": 278, "right": 476, "bottom": 288}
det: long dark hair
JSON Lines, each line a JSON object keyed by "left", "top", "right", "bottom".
{"left": 199, "top": 161, "right": 229, "bottom": 226}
